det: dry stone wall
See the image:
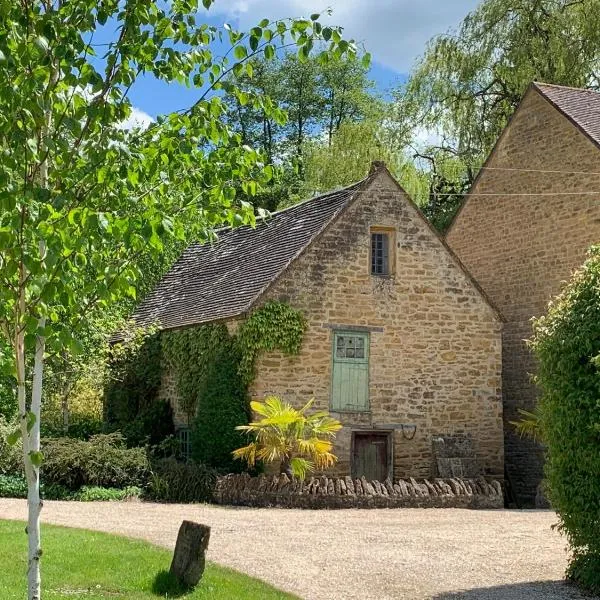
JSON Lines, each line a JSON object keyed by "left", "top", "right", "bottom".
{"left": 215, "top": 473, "right": 504, "bottom": 509}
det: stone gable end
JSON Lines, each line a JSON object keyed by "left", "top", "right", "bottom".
{"left": 250, "top": 169, "right": 504, "bottom": 480}
{"left": 446, "top": 86, "right": 600, "bottom": 503}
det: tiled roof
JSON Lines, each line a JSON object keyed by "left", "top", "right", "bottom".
{"left": 130, "top": 178, "right": 368, "bottom": 331}
{"left": 534, "top": 82, "right": 600, "bottom": 148}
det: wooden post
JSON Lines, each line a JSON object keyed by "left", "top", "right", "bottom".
{"left": 169, "top": 521, "right": 211, "bottom": 588}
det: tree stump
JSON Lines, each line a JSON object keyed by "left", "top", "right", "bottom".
{"left": 169, "top": 520, "right": 211, "bottom": 587}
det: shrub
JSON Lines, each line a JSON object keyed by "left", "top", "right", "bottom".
{"left": 41, "top": 412, "right": 104, "bottom": 440}
{"left": 530, "top": 245, "right": 600, "bottom": 594}
{"left": 146, "top": 458, "right": 216, "bottom": 503}
{"left": 0, "top": 474, "right": 27, "bottom": 498}
{"left": 41, "top": 375, "right": 104, "bottom": 440}
{"left": 0, "top": 475, "right": 71, "bottom": 500}
{"left": 191, "top": 335, "right": 249, "bottom": 472}
{"left": 0, "top": 416, "right": 22, "bottom": 475}
{"left": 42, "top": 433, "right": 150, "bottom": 490}
{"left": 0, "top": 374, "right": 16, "bottom": 421}
{"left": 120, "top": 400, "right": 175, "bottom": 448}
{"left": 75, "top": 485, "right": 142, "bottom": 501}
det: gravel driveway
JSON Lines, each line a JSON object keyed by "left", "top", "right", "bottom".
{"left": 0, "top": 499, "right": 594, "bottom": 600}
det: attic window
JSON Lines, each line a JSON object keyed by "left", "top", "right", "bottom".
{"left": 370, "top": 227, "right": 395, "bottom": 276}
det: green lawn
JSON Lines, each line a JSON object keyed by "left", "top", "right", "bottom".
{"left": 0, "top": 520, "right": 298, "bottom": 599}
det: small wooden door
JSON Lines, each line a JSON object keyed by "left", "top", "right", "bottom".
{"left": 352, "top": 432, "right": 389, "bottom": 481}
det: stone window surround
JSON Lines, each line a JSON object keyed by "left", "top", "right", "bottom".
{"left": 369, "top": 225, "right": 396, "bottom": 278}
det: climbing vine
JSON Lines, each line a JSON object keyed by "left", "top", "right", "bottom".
{"left": 161, "top": 323, "right": 230, "bottom": 419}
{"left": 237, "top": 301, "right": 307, "bottom": 385}
{"left": 105, "top": 301, "right": 305, "bottom": 470}
{"left": 104, "top": 328, "right": 174, "bottom": 447}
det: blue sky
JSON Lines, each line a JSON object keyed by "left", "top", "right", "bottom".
{"left": 112, "top": 0, "right": 481, "bottom": 125}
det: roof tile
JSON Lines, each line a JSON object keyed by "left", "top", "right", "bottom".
{"left": 534, "top": 82, "right": 600, "bottom": 148}
{"left": 131, "top": 178, "right": 367, "bottom": 331}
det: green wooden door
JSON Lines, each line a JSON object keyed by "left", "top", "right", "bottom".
{"left": 331, "top": 331, "right": 369, "bottom": 411}
{"left": 353, "top": 433, "right": 389, "bottom": 481}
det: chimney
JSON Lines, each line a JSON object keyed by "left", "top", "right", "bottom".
{"left": 369, "top": 160, "right": 386, "bottom": 175}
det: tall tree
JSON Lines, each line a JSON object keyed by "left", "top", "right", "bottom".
{"left": 0, "top": 2, "right": 357, "bottom": 597}
{"left": 320, "top": 55, "right": 376, "bottom": 145}
{"left": 397, "top": 0, "right": 600, "bottom": 224}
{"left": 299, "top": 119, "right": 400, "bottom": 195}
{"left": 224, "top": 51, "right": 376, "bottom": 206}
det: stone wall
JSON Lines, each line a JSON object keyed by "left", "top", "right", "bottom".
{"left": 250, "top": 169, "right": 504, "bottom": 481}
{"left": 214, "top": 473, "right": 504, "bottom": 509}
{"left": 446, "top": 87, "right": 600, "bottom": 504}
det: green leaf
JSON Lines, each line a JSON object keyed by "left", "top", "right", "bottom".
{"left": 264, "top": 44, "right": 275, "bottom": 60}
{"left": 34, "top": 36, "right": 49, "bottom": 54}
{"left": 7, "top": 429, "right": 21, "bottom": 446}
{"left": 234, "top": 45, "right": 247, "bottom": 60}
{"left": 28, "top": 450, "right": 44, "bottom": 468}
{"left": 26, "top": 411, "right": 36, "bottom": 433}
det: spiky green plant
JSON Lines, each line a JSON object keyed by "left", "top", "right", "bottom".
{"left": 511, "top": 407, "right": 542, "bottom": 442}
{"left": 233, "top": 396, "right": 342, "bottom": 479}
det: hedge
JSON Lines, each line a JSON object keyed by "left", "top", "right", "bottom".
{"left": 530, "top": 244, "right": 600, "bottom": 594}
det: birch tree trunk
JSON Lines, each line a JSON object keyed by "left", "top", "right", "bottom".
{"left": 28, "top": 323, "right": 45, "bottom": 600}
{"left": 16, "top": 271, "right": 43, "bottom": 600}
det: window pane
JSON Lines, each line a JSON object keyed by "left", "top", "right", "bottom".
{"left": 371, "top": 232, "right": 390, "bottom": 276}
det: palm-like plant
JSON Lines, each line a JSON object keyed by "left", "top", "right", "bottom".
{"left": 511, "top": 407, "right": 542, "bottom": 443}
{"left": 233, "top": 396, "right": 342, "bottom": 479}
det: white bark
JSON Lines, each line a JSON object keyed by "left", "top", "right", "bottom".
{"left": 16, "top": 273, "right": 42, "bottom": 600}
{"left": 27, "top": 324, "right": 45, "bottom": 600}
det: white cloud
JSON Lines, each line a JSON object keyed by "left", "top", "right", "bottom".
{"left": 210, "top": 0, "right": 480, "bottom": 73}
{"left": 119, "top": 106, "right": 154, "bottom": 130}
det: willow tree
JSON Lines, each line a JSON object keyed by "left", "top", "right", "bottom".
{"left": 0, "top": 2, "right": 358, "bottom": 598}
{"left": 401, "top": 0, "right": 600, "bottom": 183}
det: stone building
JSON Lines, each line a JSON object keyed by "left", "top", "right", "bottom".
{"left": 446, "top": 82, "right": 600, "bottom": 505}
{"left": 134, "top": 163, "right": 504, "bottom": 481}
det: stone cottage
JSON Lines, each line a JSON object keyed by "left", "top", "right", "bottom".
{"left": 133, "top": 163, "right": 504, "bottom": 482}
{"left": 446, "top": 82, "right": 600, "bottom": 505}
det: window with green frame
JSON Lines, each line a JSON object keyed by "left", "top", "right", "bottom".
{"left": 331, "top": 331, "right": 369, "bottom": 411}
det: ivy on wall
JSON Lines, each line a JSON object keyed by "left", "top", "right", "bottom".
{"left": 104, "top": 330, "right": 174, "bottom": 447}
{"left": 237, "top": 301, "right": 307, "bottom": 385}
{"left": 161, "top": 323, "right": 229, "bottom": 419}
{"left": 105, "top": 301, "right": 306, "bottom": 471}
